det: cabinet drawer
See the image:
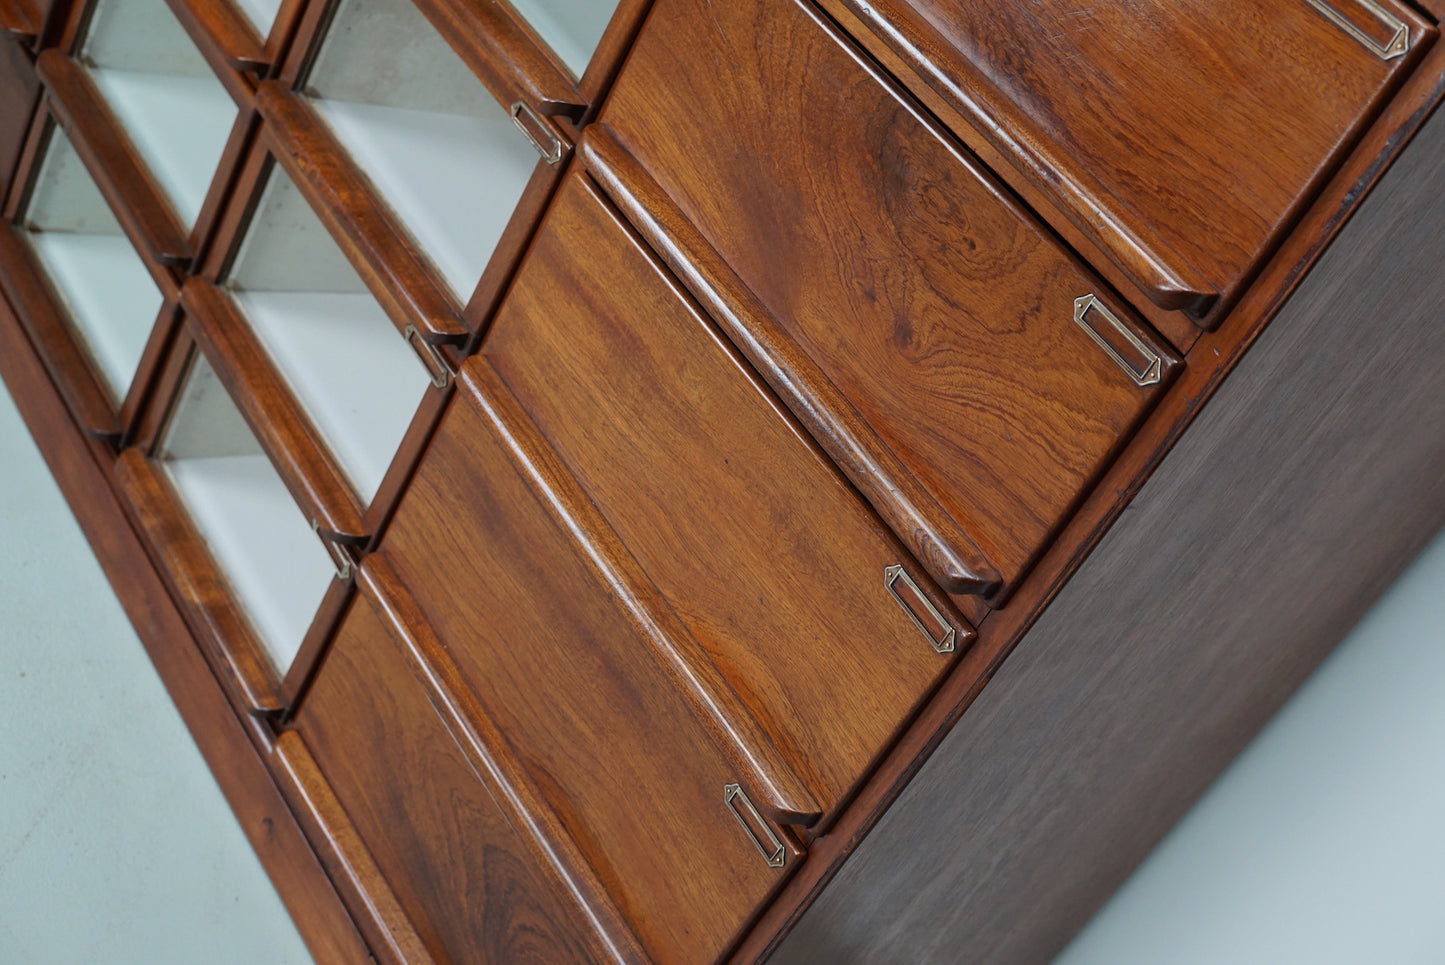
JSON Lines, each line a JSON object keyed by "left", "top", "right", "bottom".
{"left": 596, "top": 0, "right": 1180, "bottom": 600}
{"left": 380, "top": 374, "right": 805, "bottom": 964}
{"left": 483, "top": 170, "right": 970, "bottom": 825}
{"left": 292, "top": 587, "right": 604, "bottom": 965}
{"left": 821, "top": 0, "right": 1434, "bottom": 321}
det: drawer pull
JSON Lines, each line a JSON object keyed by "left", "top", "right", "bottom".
{"left": 404, "top": 324, "right": 451, "bottom": 389}
{"left": 1305, "top": 0, "right": 1410, "bottom": 60}
{"left": 724, "top": 784, "right": 786, "bottom": 869}
{"left": 1073, "top": 295, "right": 1163, "bottom": 387}
{"left": 885, "top": 564, "right": 956, "bottom": 654}
{"left": 510, "top": 100, "right": 564, "bottom": 165}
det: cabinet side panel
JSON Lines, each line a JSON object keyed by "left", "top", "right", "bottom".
{"left": 767, "top": 101, "right": 1445, "bottom": 965}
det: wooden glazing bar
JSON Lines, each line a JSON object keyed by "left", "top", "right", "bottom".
{"left": 255, "top": 81, "right": 469, "bottom": 344}
{"left": 411, "top": 0, "right": 584, "bottom": 119}
{"left": 358, "top": 555, "right": 651, "bottom": 965}
{"left": 272, "top": 730, "right": 439, "bottom": 965}
{"left": 0, "top": 0, "right": 35, "bottom": 40}
{"left": 115, "top": 298, "right": 182, "bottom": 447}
{"left": 0, "top": 220, "right": 119, "bottom": 437}
{"left": 580, "top": 128, "right": 1001, "bottom": 606}
{"left": 36, "top": 49, "right": 193, "bottom": 267}
{"left": 113, "top": 444, "right": 285, "bottom": 713}
{"left": 469, "top": 359, "right": 823, "bottom": 826}
{"left": 163, "top": 0, "right": 267, "bottom": 73}
{"left": 181, "top": 277, "right": 369, "bottom": 542}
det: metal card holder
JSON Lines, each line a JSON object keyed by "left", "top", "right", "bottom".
{"left": 1305, "top": 0, "right": 1411, "bottom": 60}
{"left": 312, "top": 519, "right": 353, "bottom": 581}
{"left": 885, "top": 564, "right": 956, "bottom": 654}
{"left": 724, "top": 784, "right": 786, "bottom": 869}
{"left": 510, "top": 100, "right": 564, "bottom": 165}
{"left": 1073, "top": 294, "right": 1163, "bottom": 387}
{"left": 404, "top": 324, "right": 452, "bottom": 389}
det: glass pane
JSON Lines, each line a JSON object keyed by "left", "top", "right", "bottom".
{"left": 157, "top": 352, "right": 335, "bottom": 674}
{"left": 80, "top": 0, "right": 236, "bottom": 229}
{"left": 226, "top": 162, "right": 431, "bottom": 505}
{"left": 21, "top": 126, "right": 163, "bottom": 403}
{"left": 507, "top": 0, "right": 617, "bottom": 78}
{"left": 303, "top": 0, "right": 537, "bottom": 303}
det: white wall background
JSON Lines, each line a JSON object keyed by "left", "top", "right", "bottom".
{"left": 0, "top": 381, "right": 312, "bottom": 964}
{"left": 1052, "top": 525, "right": 1445, "bottom": 965}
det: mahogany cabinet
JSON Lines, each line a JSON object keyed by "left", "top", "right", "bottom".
{"left": 3, "top": 0, "right": 1445, "bottom": 962}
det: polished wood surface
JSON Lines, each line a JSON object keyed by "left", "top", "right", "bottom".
{"left": 293, "top": 588, "right": 607, "bottom": 965}
{"left": 485, "top": 169, "right": 971, "bottom": 827}
{"left": 599, "top": 0, "right": 1179, "bottom": 600}
{"left": 382, "top": 369, "right": 799, "bottom": 964}
{"left": 823, "top": 0, "right": 1434, "bottom": 322}
{"left": 163, "top": 0, "right": 267, "bottom": 73}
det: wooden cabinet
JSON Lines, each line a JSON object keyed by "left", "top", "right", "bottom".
{"left": 3, "top": 0, "right": 1445, "bottom": 962}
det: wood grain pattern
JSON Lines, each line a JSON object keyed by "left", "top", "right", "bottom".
{"left": 382, "top": 374, "right": 802, "bottom": 964}
{"left": 465, "top": 358, "right": 821, "bottom": 828}
{"left": 293, "top": 587, "right": 615, "bottom": 965}
{"left": 272, "top": 730, "right": 438, "bottom": 965}
{"left": 359, "top": 554, "right": 650, "bottom": 964}
{"left": 766, "top": 78, "right": 1445, "bottom": 965}
{"left": 36, "top": 49, "right": 193, "bottom": 267}
{"left": 824, "top": 0, "right": 1434, "bottom": 322}
{"left": 485, "top": 170, "right": 973, "bottom": 829}
{"left": 181, "top": 277, "right": 370, "bottom": 541}
{"left": 0, "top": 291, "right": 373, "bottom": 965}
{"left": 598, "top": 0, "right": 1180, "bottom": 600}
{"left": 580, "top": 128, "right": 996, "bottom": 615}
{"left": 255, "top": 81, "right": 469, "bottom": 343}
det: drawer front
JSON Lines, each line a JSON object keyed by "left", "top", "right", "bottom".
{"left": 597, "top": 0, "right": 1179, "bottom": 599}
{"left": 381, "top": 379, "right": 798, "bottom": 964}
{"left": 482, "top": 170, "right": 969, "bottom": 822}
{"left": 822, "top": 0, "right": 1434, "bottom": 319}
{"left": 293, "top": 589, "right": 601, "bottom": 964}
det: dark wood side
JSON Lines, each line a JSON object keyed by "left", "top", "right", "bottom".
{"left": 0, "top": 0, "right": 36, "bottom": 41}
{"left": 764, "top": 77, "right": 1445, "bottom": 965}
{"left": 0, "top": 285, "right": 372, "bottom": 965}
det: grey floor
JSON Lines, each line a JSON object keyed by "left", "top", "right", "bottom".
{"left": 0, "top": 378, "right": 312, "bottom": 964}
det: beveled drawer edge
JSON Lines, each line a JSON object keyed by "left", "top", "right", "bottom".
{"left": 354, "top": 555, "right": 651, "bottom": 965}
